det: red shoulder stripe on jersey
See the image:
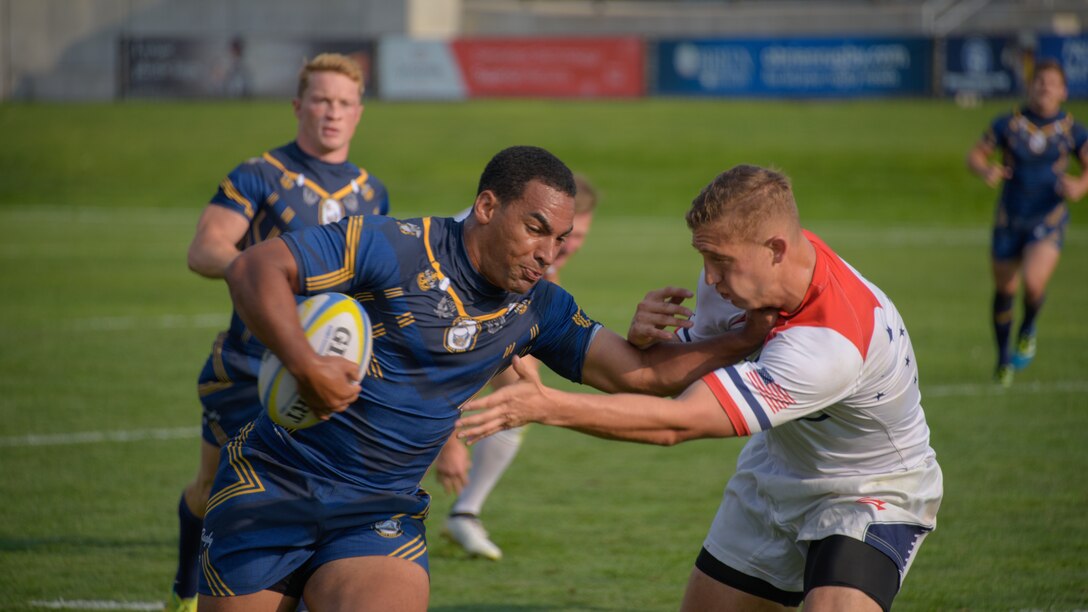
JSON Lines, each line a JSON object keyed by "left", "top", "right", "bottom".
{"left": 769, "top": 231, "right": 880, "bottom": 359}
{"left": 702, "top": 372, "right": 751, "bottom": 437}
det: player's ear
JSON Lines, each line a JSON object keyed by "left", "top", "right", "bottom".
{"left": 474, "top": 191, "right": 499, "bottom": 224}
{"left": 766, "top": 236, "right": 787, "bottom": 264}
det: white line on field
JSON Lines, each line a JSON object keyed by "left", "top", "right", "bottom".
{"left": 28, "top": 600, "right": 162, "bottom": 611}
{"left": 0, "top": 427, "right": 199, "bottom": 448}
{"left": 1, "top": 380, "right": 1085, "bottom": 450}
{"left": 67, "top": 313, "right": 227, "bottom": 331}
{"left": 924, "top": 379, "right": 1088, "bottom": 398}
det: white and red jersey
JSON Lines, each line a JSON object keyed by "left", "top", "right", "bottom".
{"left": 694, "top": 231, "right": 934, "bottom": 477}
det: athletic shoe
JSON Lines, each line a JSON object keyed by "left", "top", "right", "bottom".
{"left": 1010, "top": 334, "right": 1036, "bottom": 371}
{"left": 163, "top": 591, "right": 197, "bottom": 612}
{"left": 444, "top": 515, "right": 502, "bottom": 560}
{"left": 994, "top": 364, "right": 1014, "bottom": 388}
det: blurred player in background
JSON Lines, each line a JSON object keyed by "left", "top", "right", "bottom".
{"left": 197, "top": 146, "right": 772, "bottom": 611}
{"left": 967, "top": 58, "right": 1088, "bottom": 387}
{"left": 164, "top": 52, "right": 389, "bottom": 612}
{"left": 434, "top": 174, "right": 598, "bottom": 560}
{"left": 461, "top": 165, "right": 943, "bottom": 612}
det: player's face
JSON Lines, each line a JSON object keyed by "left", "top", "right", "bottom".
{"left": 693, "top": 222, "right": 776, "bottom": 310}
{"left": 293, "top": 71, "right": 363, "bottom": 163}
{"left": 474, "top": 180, "right": 575, "bottom": 294}
{"left": 550, "top": 211, "right": 594, "bottom": 272}
{"left": 1029, "top": 68, "right": 1067, "bottom": 117}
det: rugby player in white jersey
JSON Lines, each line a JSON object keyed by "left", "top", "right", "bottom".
{"left": 460, "top": 164, "right": 943, "bottom": 612}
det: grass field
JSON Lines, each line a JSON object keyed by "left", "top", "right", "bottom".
{"left": 0, "top": 98, "right": 1086, "bottom": 611}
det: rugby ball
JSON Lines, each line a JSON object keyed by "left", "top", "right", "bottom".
{"left": 258, "top": 292, "right": 373, "bottom": 429}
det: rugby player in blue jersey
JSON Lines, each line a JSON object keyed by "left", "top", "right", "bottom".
{"left": 968, "top": 59, "right": 1088, "bottom": 387}
{"left": 166, "top": 53, "right": 388, "bottom": 612}
{"left": 198, "top": 146, "right": 772, "bottom": 611}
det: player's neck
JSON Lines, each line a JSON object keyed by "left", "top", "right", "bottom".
{"left": 296, "top": 139, "right": 350, "bottom": 164}
{"left": 780, "top": 238, "right": 817, "bottom": 314}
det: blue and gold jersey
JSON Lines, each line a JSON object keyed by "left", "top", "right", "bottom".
{"left": 256, "top": 215, "right": 600, "bottom": 503}
{"left": 984, "top": 107, "right": 1088, "bottom": 225}
{"left": 208, "top": 141, "right": 390, "bottom": 359}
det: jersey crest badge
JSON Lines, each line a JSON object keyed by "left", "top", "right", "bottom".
{"left": 1028, "top": 130, "right": 1047, "bottom": 154}
{"left": 434, "top": 295, "right": 456, "bottom": 319}
{"left": 445, "top": 317, "right": 481, "bottom": 353}
{"left": 372, "top": 518, "right": 403, "bottom": 538}
{"left": 572, "top": 308, "right": 592, "bottom": 328}
{"left": 418, "top": 269, "right": 440, "bottom": 291}
{"left": 398, "top": 222, "right": 422, "bottom": 238}
{"left": 342, "top": 193, "right": 359, "bottom": 213}
{"left": 320, "top": 199, "right": 344, "bottom": 225}
{"left": 303, "top": 186, "right": 320, "bottom": 207}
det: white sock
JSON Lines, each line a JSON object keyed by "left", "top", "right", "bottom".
{"left": 451, "top": 426, "right": 525, "bottom": 516}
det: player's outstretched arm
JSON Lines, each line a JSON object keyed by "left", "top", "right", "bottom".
{"left": 581, "top": 308, "right": 775, "bottom": 397}
{"left": 187, "top": 205, "right": 251, "bottom": 278}
{"left": 226, "top": 238, "right": 361, "bottom": 417}
{"left": 459, "top": 356, "right": 735, "bottom": 446}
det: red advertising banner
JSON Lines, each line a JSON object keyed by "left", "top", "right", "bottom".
{"left": 450, "top": 37, "right": 644, "bottom": 98}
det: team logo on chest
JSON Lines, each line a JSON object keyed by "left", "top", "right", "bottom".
{"left": 444, "top": 317, "right": 481, "bottom": 352}
{"left": 1028, "top": 130, "right": 1048, "bottom": 154}
{"left": 320, "top": 198, "right": 345, "bottom": 224}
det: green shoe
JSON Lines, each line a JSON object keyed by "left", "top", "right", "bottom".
{"left": 164, "top": 591, "right": 197, "bottom": 612}
{"left": 1010, "top": 334, "right": 1036, "bottom": 371}
{"left": 994, "top": 364, "right": 1014, "bottom": 388}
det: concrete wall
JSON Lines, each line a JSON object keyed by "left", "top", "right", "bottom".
{"left": 1, "top": 0, "right": 408, "bottom": 100}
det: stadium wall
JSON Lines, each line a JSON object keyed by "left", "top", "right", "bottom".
{"left": 2, "top": 0, "right": 1086, "bottom": 102}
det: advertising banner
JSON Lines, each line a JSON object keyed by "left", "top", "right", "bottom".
{"left": 1038, "top": 35, "right": 1088, "bottom": 98}
{"left": 450, "top": 37, "right": 645, "bottom": 98}
{"left": 941, "top": 36, "right": 1020, "bottom": 98}
{"left": 653, "top": 37, "right": 932, "bottom": 97}
{"left": 120, "top": 38, "right": 376, "bottom": 99}
{"left": 377, "top": 37, "right": 466, "bottom": 100}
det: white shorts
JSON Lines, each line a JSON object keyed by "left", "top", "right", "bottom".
{"left": 702, "top": 435, "right": 943, "bottom": 593}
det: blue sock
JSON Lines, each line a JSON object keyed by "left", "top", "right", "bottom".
{"left": 173, "top": 495, "right": 203, "bottom": 598}
{"left": 993, "top": 292, "right": 1014, "bottom": 367}
{"left": 1018, "top": 295, "right": 1045, "bottom": 340}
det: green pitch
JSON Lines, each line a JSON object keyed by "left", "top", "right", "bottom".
{"left": 0, "top": 98, "right": 1085, "bottom": 610}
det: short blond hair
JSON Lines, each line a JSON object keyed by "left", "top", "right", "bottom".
{"left": 686, "top": 165, "right": 799, "bottom": 241}
{"left": 297, "top": 53, "right": 365, "bottom": 99}
{"left": 573, "top": 174, "right": 599, "bottom": 215}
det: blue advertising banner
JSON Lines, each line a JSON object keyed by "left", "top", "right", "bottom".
{"left": 1038, "top": 35, "right": 1088, "bottom": 98}
{"left": 942, "top": 36, "right": 1019, "bottom": 98}
{"left": 653, "top": 37, "right": 932, "bottom": 97}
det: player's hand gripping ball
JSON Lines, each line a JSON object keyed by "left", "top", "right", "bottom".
{"left": 258, "top": 293, "right": 373, "bottom": 429}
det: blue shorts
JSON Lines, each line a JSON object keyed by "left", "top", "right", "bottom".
{"left": 992, "top": 204, "right": 1068, "bottom": 262}
{"left": 197, "top": 332, "right": 264, "bottom": 446}
{"left": 199, "top": 422, "right": 432, "bottom": 597}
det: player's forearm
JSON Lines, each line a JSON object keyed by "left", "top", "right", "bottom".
{"left": 542, "top": 389, "right": 695, "bottom": 446}
{"left": 627, "top": 329, "right": 762, "bottom": 395}
{"left": 187, "top": 241, "right": 241, "bottom": 278}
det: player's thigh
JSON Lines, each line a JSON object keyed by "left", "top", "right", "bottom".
{"left": 803, "top": 535, "right": 899, "bottom": 612}
{"left": 680, "top": 564, "right": 794, "bottom": 612}
{"left": 198, "top": 590, "right": 298, "bottom": 612}
{"left": 304, "top": 555, "right": 429, "bottom": 612}
{"left": 1020, "top": 240, "right": 1061, "bottom": 299}
{"left": 183, "top": 440, "right": 223, "bottom": 516}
